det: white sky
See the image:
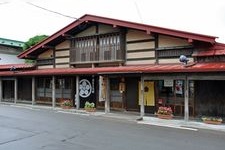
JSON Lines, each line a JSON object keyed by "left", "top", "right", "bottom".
{"left": 0, "top": 0, "right": 225, "bottom": 43}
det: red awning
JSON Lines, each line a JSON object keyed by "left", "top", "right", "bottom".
{"left": 0, "top": 62, "right": 225, "bottom": 76}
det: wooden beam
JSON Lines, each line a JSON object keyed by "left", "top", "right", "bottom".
{"left": 184, "top": 77, "right": 189, "bottom": 121}
{"left": 0, "top": 77, "right": 2, "bottom": 102}
{"left": 76, "top": 76, "right": 80, "bottom": 109}
{"left": 14, "top": 77, "right": 18, "bottom": 104}
{"left": 52, "top": 76, "right": 56, "bottom": 108}
{"left": 32, "top": 77, "right": 35, "bottom": 105}
{"left": 62, "top": 33, "right": 73, "bottom": 38}
{"left": 188, "top": 38, "right": 193, "bottom": 43}
{"left": 105, "top": 76, "right": 110, "bottom": 113}
{"left": 41, "top": 45, "right": 54, "bottom": 49}
{"left": 140, "top": 75, "right": 145, "bottom": 117}
{"left": 146, "top": 30, "right": 151, "bottom": 35}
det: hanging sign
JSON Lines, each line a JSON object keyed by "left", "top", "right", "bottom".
{"left": 79, "top": 79, "right": 92, "bottom": 98}
{"left": 164, "top": 79, "right": 173, "bottom": 87}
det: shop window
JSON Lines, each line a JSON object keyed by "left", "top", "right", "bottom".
{"left": 110, "top": 78, "right": 122, "bottom": 102}
{"left": 158, "top": 80, "right": 184, "bottom": 105}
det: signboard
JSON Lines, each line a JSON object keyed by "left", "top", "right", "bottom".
{"left": 79, "top": 79, "right": 92, "bottom": 98}
{"left": 164, "top": 79, "right": 173, "bottom": 87}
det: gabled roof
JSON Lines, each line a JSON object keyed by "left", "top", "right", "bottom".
{"left": 18, "top": 14, "right": 217, "bottom": 59}
{"left": 1, "top": 63, "right": 225, "bottom": 76}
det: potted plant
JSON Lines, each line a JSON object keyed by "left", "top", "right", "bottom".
{"left": 61, "top": 99, "right": 73, "bottom": 109}
{"left": 201, "top": 116, "right": 223, "bottom": 125}
{"left": 156, "top": 106, "right": 173, "bottom": 119}
{"left": 84, "top": 101, "right": 96, "bottom": 112}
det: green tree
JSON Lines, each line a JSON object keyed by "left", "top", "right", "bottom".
{"left": 23, "top": 35, "right": 48, "bottom": 63}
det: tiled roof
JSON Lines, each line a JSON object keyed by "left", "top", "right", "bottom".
{"left": 0, "top": 63, "right": 225, "bottom": 76}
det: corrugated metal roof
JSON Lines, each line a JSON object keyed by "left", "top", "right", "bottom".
{"left": 0, "top": 64, "right": 34, "bottom": 70}
{"left": 0, "top": 63, "right": 225, "bottom": 76}
{"left": 0, "top": 37, "right": 24, "bottom": 48}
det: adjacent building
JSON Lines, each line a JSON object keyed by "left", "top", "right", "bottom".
{"left": 1, "top": 14, "right": 225, "bottom": 121}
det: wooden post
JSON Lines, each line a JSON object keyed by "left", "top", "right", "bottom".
{"left": 52, "top": 76, "right": 56, "bottom": 108}
{"left": 184, "top": 77, "right": 189, "bottom": 121}
{"left": 140, "top": 76, "right": 145, "bottom": 117}
{"left": 105, "top": 76, "right": 110, "bottom": 113}
{"left": 76, "top": 76, "right": 80, "bottom": 109}
{"left": 0, "top": 77, "right": 2, "bottom": 103}
{"left": 32, "top": 77, "right": 35, "bottom": 105}
{"left": 14, "top": 77, "right": 18, "bottom": 104}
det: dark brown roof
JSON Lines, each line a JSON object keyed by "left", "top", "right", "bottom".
{"left": 18, "top": 14, "right": 217, "bottom": 59}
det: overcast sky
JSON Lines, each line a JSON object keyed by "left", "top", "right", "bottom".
{"left": 0, "top": 0, "right": 225, "bottom": 43}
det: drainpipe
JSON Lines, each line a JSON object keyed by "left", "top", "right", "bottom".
{"left": 184, "top": 76, "right": 189, "bottom": 122}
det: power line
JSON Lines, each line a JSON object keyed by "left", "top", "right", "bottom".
{"left": 26, "top": 2, "right": 78, "bottom": 20}
{"left": 134, "top": 2, "right": 143, "bottom": 23}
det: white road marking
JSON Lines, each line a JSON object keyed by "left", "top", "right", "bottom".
{"left": 138, "top": 122, "right": 198, "bottom": 131}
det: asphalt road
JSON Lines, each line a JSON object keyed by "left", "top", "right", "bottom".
{"left": 0, "top": 105, "right": 225, "bottom": 150}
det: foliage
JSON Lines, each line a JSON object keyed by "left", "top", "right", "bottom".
{"left": 23, "top": 35, "right": 48, "bottom": 50}
{"left": 23, "top": 35, "right": 48, "bottom": 63}
{"left": 84, "top": 101, "right": 95, "bottom": 109}
{"left": 61, "top": 100, "right": 73, "bottom": 107}
{"left": 201, "top": 116, "right": 223, "bottom": 122}
{"left": 157, "top": 106, "right": 173, "bottom": 115}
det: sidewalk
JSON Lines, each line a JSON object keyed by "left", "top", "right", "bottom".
{"left": 53, "top": 106, "right": 225, "bottom": 132}
{"left": 3, "top": 103, "right": 225, "bottom": 132}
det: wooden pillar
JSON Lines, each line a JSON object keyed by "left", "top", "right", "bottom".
{"left": 140, "top": 76, "right": 145, "bottom": 117}
{"left": 32, "top": 77, "right": 35, "bottom": 105}
{"left": 184, "top": 77, "right": 189, "bottom": 121}
{"left": 52, "top": 76, "right": 56, "bottom": 108}
{"left": 14, "top": 77, "right": 18, "bottom": 104}
{"left": 105, "top": 76, "right": 110, "bottom": 113}
{"left": 76, "top": 76, "right": 80, "bottom": 109}
{"left": 0, "top": 77, "right": 2, "bottom": 102}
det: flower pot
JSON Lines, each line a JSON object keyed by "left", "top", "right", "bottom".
{"left": 203, "top": 120, "right": 222, "bottom": 125}
{"left": 85, "top": 108, "right": 96, "bottom": 112}
{"left": 61, "top": 106, "right": 72, "bottom": 109}
{"left": 157, "top": 114, "right": 173, "bottom": 119}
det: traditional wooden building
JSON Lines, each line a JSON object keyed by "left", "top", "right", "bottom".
{"left": 1, "top": 14, "right": 225, "bottom": 121}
